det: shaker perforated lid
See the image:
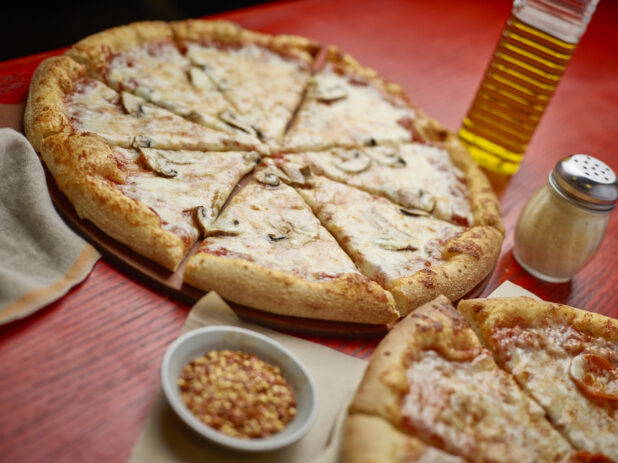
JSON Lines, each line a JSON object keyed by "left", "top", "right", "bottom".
{"left": 549, "top": 154, "right": 617, "bottom": 212}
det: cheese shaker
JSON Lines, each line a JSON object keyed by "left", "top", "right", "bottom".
{"left": 513, "top": 154, "right": 617, "bottom": 282}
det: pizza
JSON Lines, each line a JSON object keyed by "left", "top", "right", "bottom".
{"left": 24, "top": 19, "right": 504, "bottom": 324}
{"left": 343, "top": 295, "right": 617, "bottom": 462}
{"left": 459, "top": 297, "right": 618, "bottom": 459}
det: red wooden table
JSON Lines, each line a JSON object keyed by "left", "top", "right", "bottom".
{"left": 1, "top": 1, "right": 617, "bottom": 461}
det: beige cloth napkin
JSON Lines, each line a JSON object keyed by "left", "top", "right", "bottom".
{"left": 0, "top": 128, "right": 100, "bottom": 324}
{"left": 129, "top": 292, "right": 368, "bottom": 463}
{"left": 129, "top": 281, "right": 540, "bottom": 463}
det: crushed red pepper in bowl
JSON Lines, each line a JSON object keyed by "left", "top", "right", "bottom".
{"left": 178, "top": 349, "right": 297, "bottom": 439}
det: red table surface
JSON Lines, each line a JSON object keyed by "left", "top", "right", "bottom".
{"left": 1, "top": 0, "right": 617, "bottom": 461}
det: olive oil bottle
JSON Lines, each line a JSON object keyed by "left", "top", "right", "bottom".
{"left": 459, "top": 0, "right": 600, "bottom": 175}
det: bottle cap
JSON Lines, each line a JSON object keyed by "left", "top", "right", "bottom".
{"left": 549, "top": 154, "right": 617, "bottom": 212}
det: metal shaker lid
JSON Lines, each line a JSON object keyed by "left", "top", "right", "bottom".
{"left": 549, "top": 154, "right": 617, "bottom": 212}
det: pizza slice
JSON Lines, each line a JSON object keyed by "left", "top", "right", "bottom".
{"left": 173, "top": 19, "right": 320, "bottom": 147}
{"left": 272, "top": 163, "right": 501, "bottom": 315}
{"left": 40, "top": 131, "right": 260, "bottom": 270}
{"left": 66, "top": 21, "right": 262, "bottom": 138}
{"left": 346, "top": 296, "right": 578, "bottom": 463}
{"left": 342, "top": 414, "right": 466, "bottom": 463}
{"left": 458, "top": 297, "right": 618, "bottom": 459}
{"left": 275, "top": 141, "right": 503, "bottom": 230}
{"left": 24, "top": 56, "right": 265, "bottom": 153}
{"left": 283, "top": 46, "right": 417, "bottom": 152}
{"left": 183, "top": 168, "right": 399, "bottom": 324}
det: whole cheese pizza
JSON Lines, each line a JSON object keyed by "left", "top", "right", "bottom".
{"left": 343, "top": 296, "right": 617, "bottom": 462}
{"left": 24, "top": 19, "right": 504, "bottom": 324}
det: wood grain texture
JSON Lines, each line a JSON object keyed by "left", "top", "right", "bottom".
{"left": 0, "top": 0, "right": 617, "bottom": 461}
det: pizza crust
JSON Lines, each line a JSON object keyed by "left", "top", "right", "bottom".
{"left": 184, "top": 252, "right": 399, "bottom": 324}
{"left": 172, "top": 19, "right": 320, "bottom": 67}
{"left": 40, "top": 132, "right": 190, "bottom": 270}
{"left": 389, "top": 225, "right": 502, "bottom": 316}
{"left": 458, "top": 297, "right": 618, "bottom": 344}
{"left": 67, "top": 21, "right": 174, "bottom": 80}
{"left": 342, "top": 414, "right": 466, "bottom": 463}
{"left": 24, "top": 56, "right": 86, "bottom": 151}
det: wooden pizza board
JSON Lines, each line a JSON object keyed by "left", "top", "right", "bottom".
{"left": 45, "top": 168, "right": 493, "bottom": 337}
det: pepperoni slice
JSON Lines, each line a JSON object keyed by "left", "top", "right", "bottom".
{"left": 569, "top": 353, "right": 618, "bottom": 401}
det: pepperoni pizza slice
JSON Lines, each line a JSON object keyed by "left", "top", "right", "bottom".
{"left": 345, "top": 296, "right": 579, "bottom": 463}
{"left": 459, "top": 297, "right": 618, "bottom": 459}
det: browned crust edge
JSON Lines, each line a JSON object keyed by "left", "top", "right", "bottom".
{"left": 342, "top": 413, "right": 466, "bottom": 463}
{"left": 458, "top": 297, "right": 618, "bottom": 348}
{"left": 183, "top": 251, "right": 400, "bottom": 324}
{"left": 388, "top": 225, "right": 502, "bottom": 317}
{"left": 65, "top": 21, "right": 175, "bottom": 80}
{"left": 24, "top": 56, "right": 86, "bottom": 152}
{"left": 40, "top": 132, "right": 189, "bottom": 271}
{"left": 172, "top": 19, "right": 321, "bottom": 66}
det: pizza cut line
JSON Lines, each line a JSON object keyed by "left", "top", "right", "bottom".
{"left": 25, "top": 19, "right": 504, "bottom": 324}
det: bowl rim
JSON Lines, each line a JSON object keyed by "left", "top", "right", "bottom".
{"left": 161, "top": 325, "right": 318, "bottom": 452}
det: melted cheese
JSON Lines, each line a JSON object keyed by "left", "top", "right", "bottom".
{"left": 491, "top": 323, "right": 618, "bottom": 457}
{"left": 196, "top": 177, "right": 363, "bottom": 282}
{"left": 293, "top": 143, "right": 473, "bottom": 225}
{"left": 296, "top": 175, "right": 462, "bottom": 287}
{"left": 105, "top": 42, "right": 234, "bottom": 128}
{"left": 65, "top": 79, "right": 259, "bottom": 151}
{"left": 186, "top": 43, "right": 310, "bottom": 144}
{"left": 401, "top": 350, "right": 573, "bottom": 462}
{"left": 112, "top": 148, "right": 258, "bottom": 241}
{"left": 284, "top": 68, "right": 415, "bottom": 151}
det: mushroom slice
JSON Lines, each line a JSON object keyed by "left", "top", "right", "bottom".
{"left": 132, "top": 135, "right": 153, "bottom": 149}
{"left": 121, "top": 92, "right": 152, "bottom": 117}
{"left": 310, "top": 74, "right": 348, "bottom": 102}
{"left": 133, "top": 85, "right": 191, "bottom": 117}
{"left": 255, "top": 166, "right": 284, "bottom": 187}
{"left": 393, "top": 188, "right": 435, "bottom": 212}
{"left": 279, "top": 163, "right": 313, "bottom": 187}
{"left": 218, "top": 110, "right": 257, "bottom": 136}
{"left": 267, "top": 218, "right": 320, "bottom": 248}
{"left": 370, "top": 210, "right": 419, "bottom": 251}
{"left": 189, "top": 67, "right": 218, "bottom": 92}
{"left": 569, "top": 353, "right": 618, "bottom": 401}
{"left": 195, "top": 207, "right": 243, "bottom": 237}
{"left": 399, "top": 207, "right": 430, "bottom": 218}
{"left": 369, "top": 146, "right": 406, "bottom": 168}
{"left": 333, "top": 150, "right": 371, "bottom": 174}
{"left": 139, "top": 148, "right": 178, "bottom": 178}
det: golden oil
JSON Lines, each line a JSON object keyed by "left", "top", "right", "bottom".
{"left": 459, "top": 13, "right": 577, "bottom": 175}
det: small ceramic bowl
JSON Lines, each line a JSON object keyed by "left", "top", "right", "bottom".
{"left": 161, "top": 325, "right": 318, "bottom": 452}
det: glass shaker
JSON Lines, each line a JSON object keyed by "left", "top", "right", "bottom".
{"left": 459, "top": 0, "right": 601, "bottom": 175}
{"left": 513, "top": 154, "right": 617, "bottom": 282}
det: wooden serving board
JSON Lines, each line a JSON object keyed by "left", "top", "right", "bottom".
{"left": 45, "top": 168, "right": 493, "bottom": 337}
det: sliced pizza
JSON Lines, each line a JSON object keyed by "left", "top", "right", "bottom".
{"left": 24, "top": 56, "right": 264, "bottom": 153}
{"left": 274, "top": 164, "right": 501, "bottom": 315}
{"left": 459, "top": 297, "right": 618, "bottom": 459}
{"left": 66, "top": 21, "right": 263, "bottom": 138}
{"left": 40, "top": 131, "right": 259, "bottom": 270}
{"left": 283, "top": 46, "right": 417, "bottom": 152}
{"left": 173, "top": 19, "right": 320, "bottom": 147}
{"left": 274, "top": 140, "right": 502, "bottom": 230}
{"left": 183, "top": 168, "right": 399, "bottom": 324}
{"left": 342, "top": 414, "right": 466, "bottom": 463}
{"left": 346, "top": 296, "right": 577, "bottom": 463}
